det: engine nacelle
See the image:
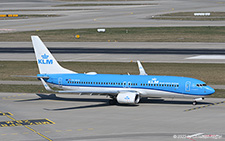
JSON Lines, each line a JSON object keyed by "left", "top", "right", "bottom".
{"left": 117, "top": 92, "right": 140, "bottom": 104}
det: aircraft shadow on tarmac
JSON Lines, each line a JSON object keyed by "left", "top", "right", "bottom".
{"left": 14, "top": 94, "right": 213, "bottom": 111}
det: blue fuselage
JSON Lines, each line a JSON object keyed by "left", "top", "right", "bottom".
{"left": 39, "top": 73, "right": 215, "bottom": 97}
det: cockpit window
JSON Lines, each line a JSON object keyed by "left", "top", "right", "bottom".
{"left": 196, "top": 83, "right": 207, "bottom": 87}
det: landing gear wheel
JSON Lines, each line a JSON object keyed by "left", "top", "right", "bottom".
{"left": 193, "top": 101, "right": 197, "bottom": 105}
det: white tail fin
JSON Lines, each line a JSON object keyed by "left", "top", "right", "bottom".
{"left": 31, "top": 36, "right": 76, "bottom": 74}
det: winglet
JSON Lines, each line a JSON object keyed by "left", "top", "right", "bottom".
{"left": 137, "top": 60, "right": 148, "bottom": 75}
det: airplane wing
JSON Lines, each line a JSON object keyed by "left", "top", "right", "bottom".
{"left": 137, "top": 60, "right": 148, "bottom": 75}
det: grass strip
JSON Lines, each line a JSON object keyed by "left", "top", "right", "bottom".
{"left": 0, "top": 14, "right": 60, "bottom": 20}
{"left": 1, "top": 27, "right": 225, "bottom": 42}
{"left": 152, "top": 12, "right": 225, "bottom": 21}
{"left": 18, "top": 14, "right": 60, "bottom": 18}
{"left": 1, "top": 61, "right": 225, "bottom": 85}
{"left": 0, "top": 84, "right": 48, "bottom": 93}
{"left": 207, "top": 89, "right": 225, "bottom": 98}
{"left": 0, "top": 9, "right": 93, "bottom": 12}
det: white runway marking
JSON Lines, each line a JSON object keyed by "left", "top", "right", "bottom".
{"left": 186, "top": 55, "right": 225, "bottom": 59}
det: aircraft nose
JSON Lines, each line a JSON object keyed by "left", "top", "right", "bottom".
{"left": 205, "top": 86, "right": 215, "bottom": 95}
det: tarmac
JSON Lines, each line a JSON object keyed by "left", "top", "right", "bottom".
{"left": 1, "top": 0, "right": 225, "bottom": 32}
{"left": 0, "top": 92, "right": 225, "bottom": 141}
{"left": 1, "top": 42, "right": 225, "bottom": 63}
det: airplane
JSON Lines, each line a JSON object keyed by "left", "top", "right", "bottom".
{"left": 31, "top": 36, "right": 215, "bottom": 105}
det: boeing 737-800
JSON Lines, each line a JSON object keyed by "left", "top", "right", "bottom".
{"left": 31, "top": 36, "right": 215, "bottom": 105}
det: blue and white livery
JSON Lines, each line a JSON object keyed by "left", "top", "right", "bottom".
{"left": 31, "top": 36, "right": 215, "bottom": 105}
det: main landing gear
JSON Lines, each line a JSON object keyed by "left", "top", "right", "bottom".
{"left": 108, "top": 96, "right": 118, "bottom": 105}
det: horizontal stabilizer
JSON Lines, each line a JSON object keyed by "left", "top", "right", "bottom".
{"left": 12, "top": 75, "right": 49, "bottom": 79}
{"left": 40, "top": 78, "right": 54, "bottom": 92}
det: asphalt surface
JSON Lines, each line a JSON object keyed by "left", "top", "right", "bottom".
{"left": 1, "top": 42, "right": 225, "bottom": 63}
{"left": 0, "top": 92, "right": 224, "bottom": 141}
{"left": 1, "top": 0, "right": 225, "bottom": 32}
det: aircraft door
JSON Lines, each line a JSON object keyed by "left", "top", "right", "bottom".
{"left": 128, "top": 81, "right": 132, "bottom": 88}
{"left": 58, "top": 77, "right": 63, "bottom": 88}
{"left": 185, "top": 81, "right": 191, "bottom": 92}
{"left": 123, "top": 81, "right": 127, "bottom": 88}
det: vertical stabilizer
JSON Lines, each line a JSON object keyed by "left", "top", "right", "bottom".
{"left": 31, "top": 36, "right": 76, "bottom": 74}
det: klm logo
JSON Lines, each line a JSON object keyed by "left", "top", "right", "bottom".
{"left": 38, "top": 54, "right": 53, "bottom": 64}
{"left": 124, "top": 96, "right": 130, "bottom": 100}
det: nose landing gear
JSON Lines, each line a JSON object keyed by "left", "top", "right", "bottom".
{"left": 193, "top": 97, "right": 204, "bottom": 105}
{"left": 193, "top": 101, "right": 197, "bottom": 105}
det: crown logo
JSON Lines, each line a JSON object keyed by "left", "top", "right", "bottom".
{"left": 41, "top": 54, "right": 49, "bottom": 59}
{"left": 124, "top": 96, "right": 130, "bottom": 100}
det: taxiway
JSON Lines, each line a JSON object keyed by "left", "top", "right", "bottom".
{"left": 0, "top": 92, "right": 224, "bottom": 141}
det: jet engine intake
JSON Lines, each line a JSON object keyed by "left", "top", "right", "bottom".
{"left": 116, "top": 92, "right": 140, "bottom": 104}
